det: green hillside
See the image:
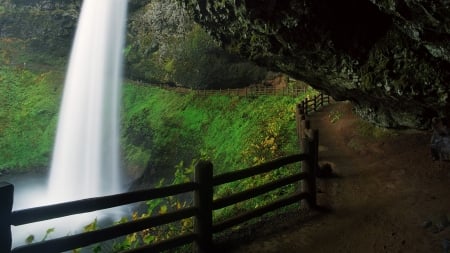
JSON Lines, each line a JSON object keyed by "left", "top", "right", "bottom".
{"left": 122, "top": 84, "right": 310, "bottom": 182}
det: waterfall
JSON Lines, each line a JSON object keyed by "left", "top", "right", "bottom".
{"left": 47, "top": 0, "right": 128, "bottom": 203}
{"left": 10, "top": 1, "right": 128, "bottom": 247}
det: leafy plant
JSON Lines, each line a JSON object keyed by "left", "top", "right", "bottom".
{"left": 112, "top": 160, "right": 196, "bottom": 252}
{"left": 328, "top": 109, "right": 343, "bottom": 124}
{"left": 24, "top": 227, "right": 55, "bottom": 245}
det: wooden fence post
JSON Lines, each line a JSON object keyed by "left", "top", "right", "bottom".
{"left": 300, "top": 137, "right": 310, "bottom": 208}
{"left": 303, "top": 100, "right": 308, "bottom": 115}
{"left": 295, "top": 104, "right": 303, "bottom": 142}
{"left": 194, "top": 161, "right": 213, "bottom": 253}
{"left": 301, "top": 119, "right": 310, "bottom": 151}
{"left": 308, "top": 130, "right": 319, "bottom": 208}
{"left": 300, "top": 118, "right": 310, "bottom": 204}
{"left": 300, "top": 129, "right": 318, "bottom": 209}
{"left": 313, "top": 95, "right": 318, "bottom": 111}
{"left": 302, "top": 119, "right": 310, "bottom": 134}
{"left": 0, "top": 182, "right": 13, "bottom": 253}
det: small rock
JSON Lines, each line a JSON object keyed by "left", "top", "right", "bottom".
{"left": 317, "top": 163, "right": 333, "bottom": 178}
{"left": 435, "top": 223, "right": 447, "bottom": 233}
{"left": 422, "top": 220, "right": 432, "bottom": 228}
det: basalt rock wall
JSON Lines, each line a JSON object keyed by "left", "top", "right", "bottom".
{"left": 179, "top": 0, "right": 450, "bottom": 129}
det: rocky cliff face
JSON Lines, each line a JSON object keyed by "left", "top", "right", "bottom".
{"left": 0, "top": 0, "right": 80, "bottom": 55}
{"left": 178, "top": 0, "right": 450, "bottom": 129}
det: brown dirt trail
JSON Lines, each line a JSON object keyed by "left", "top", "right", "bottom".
{"left": 221, "top": 101, "right": 450, "bottom": 253}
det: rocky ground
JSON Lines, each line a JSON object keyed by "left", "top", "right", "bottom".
{"left": 216, "top": 101, "right": 450, "bottom": 253}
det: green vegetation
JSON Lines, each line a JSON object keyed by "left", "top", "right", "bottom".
{"left": 0, "top": 37, "right": 67, "bottom": 172}
{"left": 122, "top": 83, "right": 308, "bottom": 181}
{"left": 357, "top": 120, "right": 397, "bottom": 139}
{"left": 328, "top": 109, "right": 344, "bottom": 124}
{"left": 0, "top": 65, "right": 61, "bottom": 172}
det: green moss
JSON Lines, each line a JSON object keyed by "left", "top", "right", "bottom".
{"left": 0, "top": 66, "right": 60, "bottom": 172}
{"left": 357, "top": 120, "right": 397, "bottom": 139}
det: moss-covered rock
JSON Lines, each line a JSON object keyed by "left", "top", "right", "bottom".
{"left": 0, "top": 0, "right": 80, "bottom": 55}
{"left": 126, "top": 0, "right": 266, "bottom": 88}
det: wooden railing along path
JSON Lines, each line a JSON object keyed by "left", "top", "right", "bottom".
{"left": 1, "top": 93, "right": 331, "bottom": 253}
{"left": 157, "top": 84, "right": 308, "bottom": 97}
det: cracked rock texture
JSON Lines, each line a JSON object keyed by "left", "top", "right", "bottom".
{"left": 179, "top": 0, "right": 450, "bottom": 129}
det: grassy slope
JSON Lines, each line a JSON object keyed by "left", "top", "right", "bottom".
{"left": 122, "top": 84, "right": 309, "bottom": 178}
{"left": 0, "top": 38, "right": 65, "bottom": 172}
{"left": 0, "top": 66, "right": 61, "bottom": 171}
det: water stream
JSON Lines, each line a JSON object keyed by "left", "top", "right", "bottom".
{"left": 11, "top": 0, "right": 129, "bottom": 248}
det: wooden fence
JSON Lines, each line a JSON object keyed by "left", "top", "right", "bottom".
{"left": 1, "top": 155, "right": 316, "bottom": 253}
{"left": 293, "top": 93, "right": 331, "bottom": 205}
{"left": 1, "top": 93, "right": 331, "bottom": 253}
{"left": 157, "top": 85, "right": 308, "bottom": 97}
{"left": 295, "top": 93, "right": 331, "bottom": 150}
{"left": 297, "top": 93, "right": 331, "bottom": 116}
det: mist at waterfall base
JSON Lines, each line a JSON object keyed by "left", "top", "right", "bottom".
{"left": 11, "top": 0, "right": 129, "bottom": 248}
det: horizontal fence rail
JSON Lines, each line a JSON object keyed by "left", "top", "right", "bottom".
{"left": 156, "top": 84, "right": 308, "bottom": 97}
{"left": 212, "top": 154, "right": 308, "bottom": 186}
{"left": 213, "top": 192, "right": 310, "bottom": 233}
{"left": 2, "top": 93, "right": 331, "bottom": 253}
{"left": 11, "top": 182, "right": 197, "bottom": 226}
{"left": 212, "top": 172, "right": 309, "bottom": 210}
{"left": 12, "top": 207, "right": 197, "bottom": 253}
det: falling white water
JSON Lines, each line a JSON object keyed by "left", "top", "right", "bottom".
{"left": 48, "top": 0, "right": 128, "bottom": 203}
{"left": 10, "top": 0, "right": 128, "bottom": 248}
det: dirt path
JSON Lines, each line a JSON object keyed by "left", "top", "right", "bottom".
{"left": 221, "top": 101, "right": 450, "bottom": 253}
